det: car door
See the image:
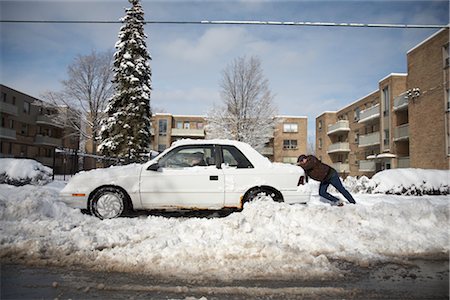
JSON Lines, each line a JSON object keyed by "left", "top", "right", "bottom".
{"left": 139, "top": 144, "right": 225, "bottom": 209}
{"left": 219, "top": 145, "right": 256, "bottom": 207}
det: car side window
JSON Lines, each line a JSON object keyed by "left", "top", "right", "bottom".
{"left": 158, "top": 146, "right": 216, "bottom": 169}
{"left": 222, "top": 145, "right": 253, "bottom": 169}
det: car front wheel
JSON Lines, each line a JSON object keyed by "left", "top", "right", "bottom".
{"left": 90, "top": 187, "right": 127, "bottom": 219}
{"left": 243, "top": 188, "right": 283, "bottom": 204}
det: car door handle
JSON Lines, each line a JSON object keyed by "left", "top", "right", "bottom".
{"left": 209, "top": 175, "right": 219, "bottom": 181}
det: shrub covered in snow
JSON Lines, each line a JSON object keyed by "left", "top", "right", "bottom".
{"left": 343, "top": 169, "right": 450, "bottom": 195}
{"left": 0, "top": 159, "right": 52, "bottom": 186}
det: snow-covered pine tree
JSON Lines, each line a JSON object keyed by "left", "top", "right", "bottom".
{"left": 99, "top": 0, "right": 152, "bottom": 163}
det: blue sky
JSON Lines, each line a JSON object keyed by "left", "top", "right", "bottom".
{"left": 1, "top": 0, "right": 449, "bottom": 141}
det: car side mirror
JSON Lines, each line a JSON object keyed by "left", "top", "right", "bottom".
{"left": 147, "top": 163, "right": 160, "bottom": 171}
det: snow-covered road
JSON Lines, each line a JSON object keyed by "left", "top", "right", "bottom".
{"left": 0, "top": 181, "right": 448, "bottom": 281}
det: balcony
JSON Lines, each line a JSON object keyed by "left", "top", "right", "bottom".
{"left": 0, "top": 102, "right": 18, "bottom": 116}
{"left": 36, "top": 115, "right": 64, "bottom": 128}
{"left": 332, "top": 162, "right": 350, "bottom": 173}
{"left": 358, "top": 104, "right": 380, "bottom": 123}
{"left": 171, "top": 128, "right": 205, "bottom": 138}
{"left": 327, "top": 142, "right": 350, "bottom": 154}
{"left": 397, "top": 157, "right": 410, "bottom": 168}
{"left": 359, "top": 160, "right": 376, "bottom": 172}
{"left": 0, "top": 127, "right": 17, "bottom": 140}
{"left": 327, "top": 120, "right": 350, "bottom": 135}
{"left": 359, "top": 131, "right": 380, "bottom": 147}
{"left": 35, "top": 135, "right": 62, "bottom": 147}
{"left": 394, "top": 124, "right": 409, "bottom": 141}
{"left": 393, "top": 93, "right": 408, "bottom": 111}
{"left": 259, "top": 147, "right": 274, "bottom": 156}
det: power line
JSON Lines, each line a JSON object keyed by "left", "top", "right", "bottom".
{"left": 0, "top": 19, "right": 448, "bottom": 29}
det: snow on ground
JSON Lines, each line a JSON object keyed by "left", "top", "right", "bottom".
{"left": 0, "top": 178, "right": 448, "bottom": 281}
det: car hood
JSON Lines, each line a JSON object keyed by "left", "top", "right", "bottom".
{"left": 61, "top": 163, "right": 143, "bottom": 195}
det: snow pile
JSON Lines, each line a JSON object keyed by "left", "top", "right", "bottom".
{"left": 0, "top": 182, "right": 448, "bottom": 281}
{"left": 343, "top": 169, "right": 450, "bottom": 195}
{"left": 0, "top": 158, "right": 52, "bottom": 186}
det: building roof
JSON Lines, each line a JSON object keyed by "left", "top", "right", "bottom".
{"left": 407, "top": 27, "right": 449, "bottom": 54}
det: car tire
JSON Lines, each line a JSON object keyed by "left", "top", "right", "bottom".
{"left": 89, "top": 187, "right": 128, "bottom": 219}
{"left": 244, "top": 188, "right": 283, "bottom": 204}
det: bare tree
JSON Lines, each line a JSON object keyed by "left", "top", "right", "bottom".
{"left": 42, "top": 50, "right": 114, "bottom": 155}
{"left": 206, "top": 56, "right": 277, "bottom": 150}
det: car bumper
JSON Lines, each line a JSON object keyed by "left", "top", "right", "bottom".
{"left": 59, "top": 193, "right": 88, "bottom": 209}
{"left": 282, "top": 190, "right": 311, "bottom": 204}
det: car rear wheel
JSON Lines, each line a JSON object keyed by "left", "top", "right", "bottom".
{"left": 90, "top": 187, "right": 127, "bottom": 219}
{"left": 243, "top": 187, "right": 283, "bottom": 204}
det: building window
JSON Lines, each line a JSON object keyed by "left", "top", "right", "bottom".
{"left": 318, "top": 138, "right": 322, "bottom": 149}
{"left": 354, "top": 107, "right": 360, "bottom": 121}
{"left": 12, "top": 96, "right": 16, "bottom": 105}
{"left": 355, "top": 132, "right": 360, "bottom": 143}
{"left": 283, "top": 123, "right": 298, "bottom": 133}
{"left": 382, "top": 87, "right": 390, "bottom": 116}
{"left": 1, "top": 93, "right": 6, "bottom": 102}
{"left": 159, "top": 119, "right": 167, "bottom": 136}
{"left": 318, "top": 120, "right": 322, "bottom": 130}
{"left": 384, "top": 129, "right": 390, "bottom": 146}
{"left": 197, "top": 122, "right": 204, "bottom": 129}
{"left": 283, "top": 139, "right": 298, "bottom": 149}
{"left": 21, "top": 124, "right": 29, "bottom": 135}
{"left": 176, "top": 121, "right": 183, "bottom": 129}
{"left": 183, "top": 122, "right": 190, "bottom": 129}
{"left": 443, "top": 43, "right": 449, "bottom": 69}
{"left": 23, "top": 101, "right": 31, "bottom": 114}
{"left": 446, "top": 88, "right": 450, "bottom": 111}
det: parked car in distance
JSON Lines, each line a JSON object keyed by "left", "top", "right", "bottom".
{"left": 60, "top": 139, "right": 311, "bottom": 219}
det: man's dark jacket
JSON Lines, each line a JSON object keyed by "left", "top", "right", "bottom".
{"left": 299, "top": 155, "right": 335, "bottom": 182}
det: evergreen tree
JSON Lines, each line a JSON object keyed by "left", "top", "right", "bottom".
{"left": 99, "top": 0, "right": 152, "bottom": 163}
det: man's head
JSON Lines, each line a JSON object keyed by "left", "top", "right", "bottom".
{"left": 297, "top": 154, "right": 307, "bottom": 165}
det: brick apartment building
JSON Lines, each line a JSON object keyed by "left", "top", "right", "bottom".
{"left": 316, "top": 28, "right": 449, "bottom": 177}
{"left": 151, "top": 113, "right": 308, "bottom": 163}
{"left": 0, "top": 85, "right": 80, "bottom": 174}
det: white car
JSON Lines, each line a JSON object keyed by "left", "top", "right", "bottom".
{"left": 60, "top": 139, "right": 310, "bottom": 219}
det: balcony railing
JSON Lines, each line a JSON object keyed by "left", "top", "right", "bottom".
{"left": 36, "top": 115, "right": 64, "bottom": 128}
{"left": 359, "top": 160, "right": 376, "bottom": 172}
{"left": 327, "top": 120, "right": 350, "bottom": 135}
{"left": 327, "top": 142, "right": 350, "bottom": 153}
{"left": 358, "top": 131, "right": 380, "bottom": 147}
{"left": 0, "top": 102, "right": 18, "bottom": 116}
{"left": 397, "top": 157, "right": 410, "bottom": 168}
{"left": 0, "top": 127, "right": 17, "bottom": 140}
{"left": 358, "top": 104, "right": 380, "bottom": 123}
{"left": 393, "top": 92, "right": 408, "bottom": 111}
{"left": 332, "top": 162, "right": 350, "bottom": 173}
{"left": 35, "top": 135, "right": 62, "bottom": 147}
{"left": 394, "top": 124, "right": 409, "bottom": 141}
{"left": 259, "top": 147, "right": 274, "bottom": 155}
{"left": 171, "top": 128, "right": 205, "bottom": 137}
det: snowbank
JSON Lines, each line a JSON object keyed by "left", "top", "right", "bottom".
{"left": 343, "top": 169, "right": 450, "bottom": 195}
{"left": 0, "top": 158, "right": 52, "bottom": 186}
{"left": 0, "top": 182, "right": 448, "bottom": 281}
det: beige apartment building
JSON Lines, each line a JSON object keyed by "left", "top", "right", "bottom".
{"left": 0, "top": 85, "right": 80, "bottom": 174}
{"left": 151, "top": 113, "right": 308, "bottom": 163}
{"left": 316, "top": 28, "right": 449, "bottom": 177}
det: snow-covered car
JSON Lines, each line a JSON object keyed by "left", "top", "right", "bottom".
{"left": 60, "top": 139, "right": 310, "bottom": 219}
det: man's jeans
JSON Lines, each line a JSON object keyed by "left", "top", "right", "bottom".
{"left": 319, "top": 172, "right": 356, "bottom": 204}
